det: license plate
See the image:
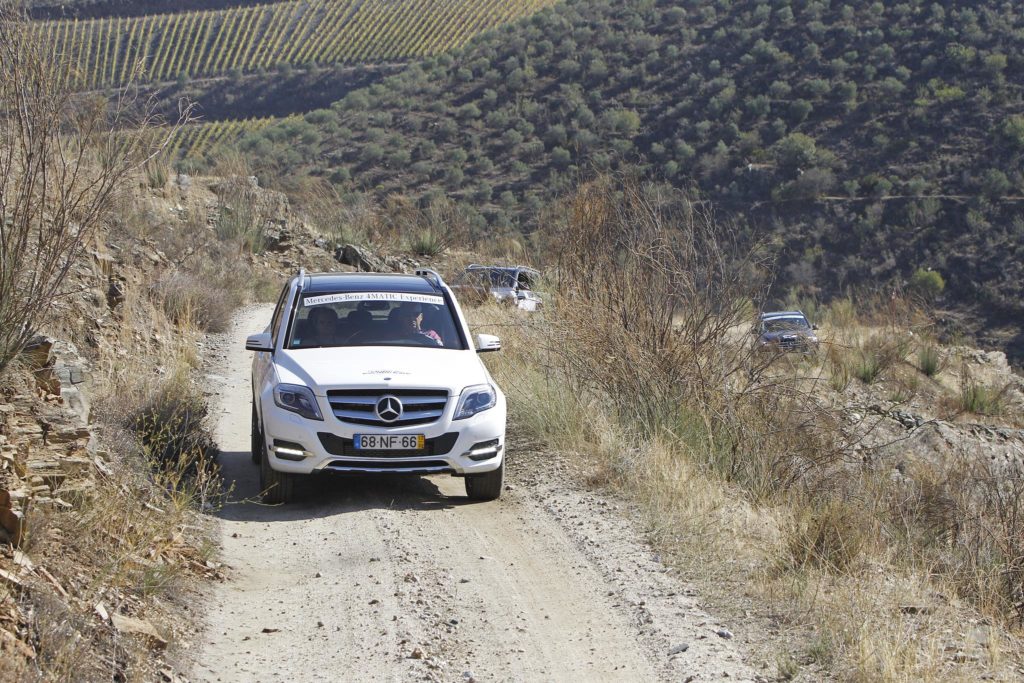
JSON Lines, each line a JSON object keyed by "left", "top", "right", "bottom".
{"left": 354, "top": 434, "right": 425, "bottom": 451}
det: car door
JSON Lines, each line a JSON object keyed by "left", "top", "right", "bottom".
{"left": 253, "top": 280, "right": 295, "bottom": 417}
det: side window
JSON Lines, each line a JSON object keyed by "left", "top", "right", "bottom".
{"left": 269, "top": 284, "right": 290, "bottom": 342}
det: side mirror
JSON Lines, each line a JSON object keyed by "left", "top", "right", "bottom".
{"left": 245, "top": 332, "right": 274, "bottom": 352}
{"left": 812, "top": 324, "right": 819, "bottom": 331}
{"left": 475, "top": 333, "right": 501, "bottom": 353}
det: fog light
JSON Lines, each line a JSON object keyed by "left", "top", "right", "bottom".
{"left": 466, "top": 439, "right": 502, "bottom": 462}
{"left": 271, "top": 439, "right": 310, "bottom": 461}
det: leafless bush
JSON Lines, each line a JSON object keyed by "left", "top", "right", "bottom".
{"left": 889, "top": 454, "right": 1024, "bottom": 627}
{"left": 153, "top": 265, "right": 249, "bottom": 333}
{"left": 549, "top": 174, "right": 845, "bottom": 497}
{"left": 0, "top": 6, "right": 186, "bottom": 378}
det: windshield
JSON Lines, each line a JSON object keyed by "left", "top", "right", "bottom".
{"left": 287, "top": 291, "right": 465, "bottom": 350}
{"left": 763, "top": 317, "right": 811, "bottom": 333}
{"left": 481, "top": 269, "right": 516, "bottom": 288}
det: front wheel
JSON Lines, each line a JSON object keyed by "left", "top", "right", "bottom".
{"left": 251, "top": 401, "right": 262, "bottom": 464}
{"left": 260, "top": 445, "right": 297, "bottom": 504}
{"left": 464, "top": 460, "right": 504, "bottom": 501}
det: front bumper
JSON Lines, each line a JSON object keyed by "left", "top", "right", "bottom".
{"left": 259, "top": 391, "right": 506, "bottom": 476}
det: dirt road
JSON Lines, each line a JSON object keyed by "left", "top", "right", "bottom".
{"left": 193, "top": 305, "right": 759, "bottom": 682}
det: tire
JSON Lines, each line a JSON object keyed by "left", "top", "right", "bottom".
{"left": 260, "top": 443, "right": 297, "bottom": 504}
{"left": 464, "top": 460, "right": 504, "bottom": 501}
{"left": 250, "top": 401, "right": 262, "bottom": 464}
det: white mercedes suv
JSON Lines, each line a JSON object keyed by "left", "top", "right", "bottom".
{"left": 245, "top": 269, "right": 506, "bottom": 503}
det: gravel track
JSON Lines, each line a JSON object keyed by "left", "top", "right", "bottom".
{"left": 192, "top": 305, "right": 759, "bottom": 682}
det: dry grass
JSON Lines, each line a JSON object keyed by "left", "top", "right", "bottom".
{"left": 476, "top": 175, "right": 1024, "bottom": 680}
{"left": 153, "top": 264, "right": 250, "bottom": 333}
{"left": 10, "top": 286, "right": 223, "bottom": 680}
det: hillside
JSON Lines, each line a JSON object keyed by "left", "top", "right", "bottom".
{"left": 228, "top": 0, "right": 1024, "bottom": 358}
{"left": 34, "top": 0, "right": 557, "bottom": 89}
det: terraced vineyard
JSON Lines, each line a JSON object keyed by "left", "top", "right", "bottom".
{"left": 33, "top": 0, "right": 557, "bottom": 89}
{"left": 167, "top": 115, "right": 290, "bottom": 159}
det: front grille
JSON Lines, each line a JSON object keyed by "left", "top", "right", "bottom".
{"left": 317, "top": 432, "right": 459, "bottom": 457}
{"left": 327, "top": 389, "right": 448, "bottom": 427}
{"left": 778, "top": 336, "right": 804, "bottom": 351}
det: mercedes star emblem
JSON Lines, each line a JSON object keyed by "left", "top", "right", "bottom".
{"left": 375, "top": 395, "right": 403, "bottom": 423}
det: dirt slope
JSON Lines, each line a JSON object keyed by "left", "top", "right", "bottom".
{"left": 192, "top": 305, "right": 760, "bottom": 682}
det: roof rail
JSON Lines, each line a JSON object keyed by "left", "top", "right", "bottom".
{"left": 415, "top": 268, "right": 446, "bottom": 289}
{"left": 296, "top": 268, "right": 307, "bottom": 293}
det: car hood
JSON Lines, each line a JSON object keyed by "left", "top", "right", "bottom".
{"left": 274, "top": 346, "right": 489, "bottom": 395}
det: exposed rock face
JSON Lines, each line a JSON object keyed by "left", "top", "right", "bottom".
{"left": 336, "top": 243, "right": 391, "bottom": 272}
{"left": 334, "top": 243, "right": 423, "bottom": 273}
{"left": 22, "top": 336, "right": 91, "bottom": 425}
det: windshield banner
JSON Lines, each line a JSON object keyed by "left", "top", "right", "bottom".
{"left": 303, "top": 292, "right": 444, "bottom": 307}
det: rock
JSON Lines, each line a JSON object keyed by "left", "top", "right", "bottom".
{"left": 0, "top": 490, "right": 24, "bottom": 547}
{"left": 716, "top": 628, "right": 733, "bottom": 639}
{"left": 410, "top": 647, "right": 425, "bottom": 659}
{"left": 175, "top": 174, "right": 192, "bottom": 191}
{"left": 0, "top": 568, "right": 23, "bottom": 588}
{"left": 111, "top": 613, "right": 167, "bottom": 649}
{"left": 94, "top": 602, "right": 109, "bottom": 622}
{"left": 336, "top": 244, "right": 390, "bottom": 273}
{"left": 107, "top": 278, "right": 126, "bottom": 309}
{"left": 900, "top": 605, "right": 932, "bottom": 615}
{"left": 668, "top": 643, "right": 690, "bottom": 655}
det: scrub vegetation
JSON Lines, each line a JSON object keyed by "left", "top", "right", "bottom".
{"left": 480, "top": 174, "right": 1024, "bottom": 680}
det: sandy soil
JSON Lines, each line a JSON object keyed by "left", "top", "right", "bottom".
{"left": 191, "top": 305, "right": 761, "bottom": 682}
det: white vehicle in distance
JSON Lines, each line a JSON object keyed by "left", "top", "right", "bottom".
{"left": 451, "top": 264, "right": 544, "bottom": 311}
{"left": 245, "top": 269, "right": 506, "bottom": 504}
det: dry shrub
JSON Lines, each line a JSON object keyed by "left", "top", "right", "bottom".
{"left": 785, "top": 497, "right": 873, "bottom": 572}
{"left": 479, "top": 174, "right": 1024, "bottom": 676}
{"left": 0, "top": 7, "right": 186, "bottom": 378}
{"left": 917, "top": 343, "right": 943, "bottom": 378}
{"left": 331, "top": 193, "right": 473, "bottom": 256}
{"left": 825, "top": 297, "right": 858, "bottom": 329}
{"left": 289, "top": 177, "right": 356, "bottom": 244}
{"left": 954, "top": 364, "right": 1009, "bottom": 416}
{"left": 549, "top": 174, "right": 845, "bottom": 499}
{"left": 153, "top": 264, "right": 249, "bottom": 333}
{"left": 214, "top": 175, "right": 273, "bottom": 254}
{"left": 19, "top": 359, "right": 221, "bottom": 680}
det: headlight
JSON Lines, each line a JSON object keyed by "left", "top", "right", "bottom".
{"left": 454, "top": 384, "right": 497, "bottom": 420}
{"left": 273, "top": 384, "right": 323, "bottom": 421}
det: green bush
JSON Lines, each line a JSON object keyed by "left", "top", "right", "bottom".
{"left": 958, "top": 375, "right": 1006, "bottom": 416}
{"left": 909, "top": 268, "right": 944, "bottom": 299}
{"left": 916, "top": 344, "right": 942, "bottom": 378}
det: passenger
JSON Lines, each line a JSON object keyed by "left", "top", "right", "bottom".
{"left": 305, "top": 307, "right": 338, "bottom": 346}
{"left": 420, "top": 306, "right": 446, "bottom": 345}
{"left": 390, "top": 304, "right": 442, "bottom": 345}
